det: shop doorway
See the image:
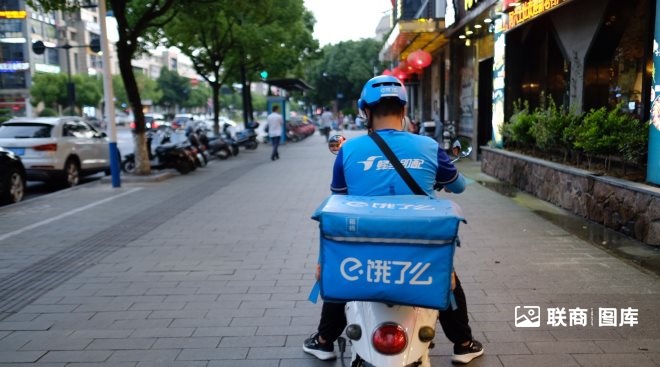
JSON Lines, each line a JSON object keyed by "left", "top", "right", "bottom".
{"left": 477, "top": 57, "right": 494, "bottom": 155}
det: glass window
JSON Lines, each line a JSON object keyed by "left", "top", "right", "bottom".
{"left": 0, "top": 71, "right": 26, "bottom": 88}
{"left": 63, "top": 121, "right": 94, "bottom": 138}
{"left": 0, "top": 123, "right": 52, "bottom": 138}
{"left": 0, "top": 0, "right": 21, "bottom": 9}
{"left": 584, "top": 0, "right": 650, "bottom": 119}
{"left": 1, "top": 42, "right": 24, "bottom": 61}
{"left": 0, "top": 19, "right": 23, "bottom": 38}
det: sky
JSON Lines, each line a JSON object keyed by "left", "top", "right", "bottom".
{"left": 303, "top": 0, "right": 393, "bottom": 46}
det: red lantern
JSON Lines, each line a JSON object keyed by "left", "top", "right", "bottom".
{"left": 391, "top": 67, "right": 408, "bottom": 81}
{"left": 399, "top": 60, "right": 422, "bottom": 74}
{"left": 382, "top": 69, "right": 393, "bottom": 76}
{"left": 407, "top": 49, "right": 432, "bottom": 69}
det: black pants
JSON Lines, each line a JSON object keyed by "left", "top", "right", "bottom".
{"left": 270, "top": 136, "right": 280, "bottom": 159}
{"left": 317, "top": 273, "right": 473, "bottom": 345}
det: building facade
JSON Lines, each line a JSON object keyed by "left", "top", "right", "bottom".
{"left": 380, "top": 0, "right": 658, "bottom": 182}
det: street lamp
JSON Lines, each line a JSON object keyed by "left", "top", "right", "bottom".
{"left": 32, "top": 39, "right": 101, "bottom": 113}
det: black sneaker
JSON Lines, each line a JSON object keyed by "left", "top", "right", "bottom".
{"left": 452, "top": 340, "right": 484, "bottom": 364}
{"left": 303, "top": 332, "right": 337, "bottom": 360}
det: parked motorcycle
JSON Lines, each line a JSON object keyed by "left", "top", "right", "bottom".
{"left": 220, "top": 123, "right": 240, "bottom": 156}
{"left": 441, "top": 121, "right": 457, "bottom": 154}
{"left": 322, "top": 135, "right": 472, "bottom": 367}
{"left": 121, "top": 130, "right": 196, "bottom": 174}
{"left": 235, "top": 121, "right": 259, "bottom": 150}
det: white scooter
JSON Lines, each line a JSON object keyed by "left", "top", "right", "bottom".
{"left": 325, "top": 135, "right": 472, "bottom": 367}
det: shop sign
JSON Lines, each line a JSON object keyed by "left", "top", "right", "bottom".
{"left": 0, "top": 11, "right": 27, "bottom": 19}
{"left": 504, "top": 0, "right": 567, "bottom": 31}
{"left": 0, "top": 62, "right": 29, "bottom": 72}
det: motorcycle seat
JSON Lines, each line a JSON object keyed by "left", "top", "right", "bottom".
{"left": 155, "top": 143, "right": 178, "bottom": 153}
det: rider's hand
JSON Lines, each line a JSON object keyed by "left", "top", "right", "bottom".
{"left": 451, "top": 271, "right": 456, "bottom": 291}
{"left": 315, "top": 264, "right": 321, "bottom": 281}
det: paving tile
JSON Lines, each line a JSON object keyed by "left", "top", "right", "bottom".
{"left": 0, "top": 350, "right": 47, "bottom": 362}
{"left": 85, "top": 338, "right": 156, "bottom": 350}
{"left": 40, "top": 350, "right": 112, "bottom": 363}
{"left": 572, "top": 353, "right": 658, "bottom": 367}
{"left": 176, "top": 347, "right": 248, "bottom": 360}
{"left": 107, "top": 349, "right": 180, "bottom": 362}
{"left": 498, "top": 354, "right": 579, "bottom": 367}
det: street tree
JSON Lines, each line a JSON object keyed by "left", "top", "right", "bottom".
{"left": 305, "top": 39, "right": 383, "bottom": 109}
{"left": 30, "top": 73, "right": 67, "bottom": 110}
{"left": 163, "top": 0, "right": 240, "bottom": 134}
{"left": 28, "top": 0, "right": 185, "bottom": 175}
{"left": 225, "top": 0, "right": 318, "bottom": 124}
{"left": 164, "top": 0, "right": 317, "bottom": 132}
{"left": 182, "top": 83, "right": 211, "bottom": 111}
{"left": 72, "top": 74, "right": 103, "bottom": 112}
{"left": 112, "top": 74, "right": 162, "bottom": 112}
{"left": 31, "top": 73, "right": 102, "bottom": 113}
{"left": 156, "top": 68, "right": 190, "bottom": 114}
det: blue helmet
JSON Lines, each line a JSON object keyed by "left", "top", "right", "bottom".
{"left": 357, "top": 75, "right": 407, "bottom": 111}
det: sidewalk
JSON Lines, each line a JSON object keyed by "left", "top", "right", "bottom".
{"left": 0, "top": 131, "right": 658, "bottom": 366}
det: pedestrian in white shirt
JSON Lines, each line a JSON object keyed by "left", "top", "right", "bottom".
{"left": 266, "top": 105, "right": 284, "bottom": 161}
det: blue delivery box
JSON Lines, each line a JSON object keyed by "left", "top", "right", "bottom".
{"left": 312, "top": 195, "right": 466, "bottom": 310}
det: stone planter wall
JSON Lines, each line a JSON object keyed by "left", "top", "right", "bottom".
{"left": 481, "top": 147, "right": 660, "bottom": 246}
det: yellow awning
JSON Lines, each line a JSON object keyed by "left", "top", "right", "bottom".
{"left": 380, "top": 18, "right": 448, "bottom": 62}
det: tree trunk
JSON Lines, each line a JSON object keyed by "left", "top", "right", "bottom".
{"left": 240, "top": 62, "right": 249, "bottom": 127}
{"left": 246, "top": 80, "right": 254, "bottom": 122}
{"left": 116, "top": 41, "right": 151, "bottom": 175}
{"left": 211, "top": 81, "right": 221, "bottom": 136}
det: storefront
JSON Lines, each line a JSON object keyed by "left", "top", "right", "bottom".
{"left": 443, "top": 0, "right": 500, "bottom": 154}
{"left": 502, "top": 0, "right": 653, "bottom": 121}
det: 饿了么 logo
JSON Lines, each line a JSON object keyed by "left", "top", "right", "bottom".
{"left": 340, "top": 257, "right": 433, "bottom": 285}
{"left": 345, "top": 200, "right": 436, "bottom": 211}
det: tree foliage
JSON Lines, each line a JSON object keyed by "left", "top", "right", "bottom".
{"left": 30, "top": 73, "right": 102, "bottom": 112}
{"left": 305, "top": 39, "right": 384, "bottom": 108}
{"left": 156, "top": 68, "right": 190, "bottom": 110}
{"left": 163, "top": 0, "right": 317, "bottom": 130}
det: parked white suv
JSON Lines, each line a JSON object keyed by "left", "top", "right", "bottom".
{"left": 0, "top": 117, "right": 113, "bottom": 187}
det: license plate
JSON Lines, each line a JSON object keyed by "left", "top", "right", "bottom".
{"left": 5, "top": 147, "right": 24, "bottom": 156}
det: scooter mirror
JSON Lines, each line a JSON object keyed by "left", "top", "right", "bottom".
{"left": 328, "top": 134, "right": 346, "bottom": 155}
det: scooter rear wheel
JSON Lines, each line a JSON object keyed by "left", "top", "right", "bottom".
{"left": 245, "top": 140, "right": 258, "bottom": 150}
{"left": 216, "top": 148, "right": 231, "bottom": 160}
{"left": 175, "top": 159, "right": 194, "bottom": 174}
{"left": 121, "top": 159, "right": 136, "bottom": 174}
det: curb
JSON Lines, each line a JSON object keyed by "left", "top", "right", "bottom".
{"left": 99, "top": 171, "right": 176, "bottom": 184}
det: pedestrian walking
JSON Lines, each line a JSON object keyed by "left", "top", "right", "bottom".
{"left": 267, "top": 105, "right": 283, "bottom": 161}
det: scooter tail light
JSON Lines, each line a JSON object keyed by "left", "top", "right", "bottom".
{"left": 33, "top": 143, "right": 57, "bottom": 151}
{"left": 372, "top": 323, "right": 407, "bottom": 355}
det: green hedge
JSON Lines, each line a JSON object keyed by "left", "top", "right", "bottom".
{"left": 501, "top": 101, "right": 649, "bottom": 169}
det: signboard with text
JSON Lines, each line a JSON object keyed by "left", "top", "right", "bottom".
{"left": 503, "top": 0, "right": 570, "bottom": 31}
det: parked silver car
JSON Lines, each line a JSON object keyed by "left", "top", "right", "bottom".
{"left": 0, "top": 117, "right": 113, "bottom": 187}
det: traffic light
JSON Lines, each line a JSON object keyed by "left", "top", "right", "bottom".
{"left": 260, "top": 70, "right": 268, "bottom": 80}
{"left": 89, "top": 38, "right": 101, "bottom": 53}
{"left": 32, "top": 40, "right": 45, "bottom": 55}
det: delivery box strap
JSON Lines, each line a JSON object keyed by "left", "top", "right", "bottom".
{"left": 369, "top": 131, "right": 428, "bottom": 196}
{"left": 325, "top": 235, "right": 455, "bottom": 245}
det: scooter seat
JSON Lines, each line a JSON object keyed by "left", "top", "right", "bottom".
{"left": 155, "top": 143, "right": 178, "bottom": 153}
